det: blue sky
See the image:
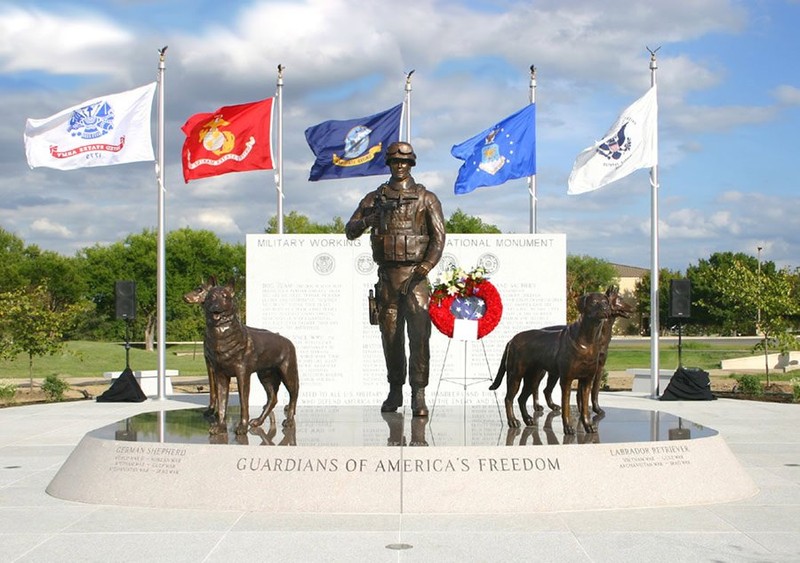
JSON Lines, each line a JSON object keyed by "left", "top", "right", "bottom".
{"left": 1, "top": 0, "right": 799, "bottom": 272}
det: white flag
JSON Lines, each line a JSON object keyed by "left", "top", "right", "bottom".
{"left": 567, "top": 85, "right": 658, "bottom": 195}
{"left": 24, "top": 82, "right": 156, "bottom": 171}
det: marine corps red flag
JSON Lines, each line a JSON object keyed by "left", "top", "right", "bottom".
{"left": 181, "top": 98, "right": 274, "bottom": 182}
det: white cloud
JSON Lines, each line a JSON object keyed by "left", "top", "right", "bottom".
{"left": 191, "top": 211, "right": 242, "bottom": 235}
{"left": 30, "top": 217, "right": 72, "bottom": 238}
{"left": 1, "top": 0, "right": 798, "bottom": 274}
{"left": 0, "top": 6, "right": 132, "bottom": 75}
{"left": 774, "top": 85, "right": 800, "bottom": 105}
{"left": 670, "top": 104, "right": 777, "bottom": 132}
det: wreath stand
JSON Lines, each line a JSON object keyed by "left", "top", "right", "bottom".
{"left": 430, "top": 324, "right": 503, "bottom": 425}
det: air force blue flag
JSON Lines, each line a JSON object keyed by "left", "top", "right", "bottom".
{"left": 305, "top": 104, "right": 403, "bottom": 181}
{"left": 451, "top": 103, "right": 536, "bottom": 195}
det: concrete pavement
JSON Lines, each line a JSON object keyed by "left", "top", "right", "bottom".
{"left": 1, "top": 391, "right": 799, "bottom": 562}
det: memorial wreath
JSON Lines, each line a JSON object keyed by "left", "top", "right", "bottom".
{"left": 428, "top": 265, "right": 502, "bottom": 339}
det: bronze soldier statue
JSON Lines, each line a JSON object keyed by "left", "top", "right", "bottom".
{"left": 346, "top": 141, "right": 446, "bottom": 417}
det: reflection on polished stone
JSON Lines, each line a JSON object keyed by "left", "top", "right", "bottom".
{"left": 91, "top": 405, "right": 717, "bottom": 447}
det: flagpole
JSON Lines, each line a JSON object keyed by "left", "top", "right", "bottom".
{"left": 528, "top": 65, "right": 537, "bottom": 234}
{"left": 156, "top": 46, "right": 168, "bottom": 401}
{"left": 648, "top": 47, "right": 661, "bottom": 399}
{"left": 404, "top": 70, "right": 414, "bottom": 142}
{"left": 276, "top": 64, "right": 284, "bottom": 234}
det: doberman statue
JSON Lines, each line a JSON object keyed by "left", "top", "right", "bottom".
{"left": 489, "top": 291, "right": 610, "bottom": 435}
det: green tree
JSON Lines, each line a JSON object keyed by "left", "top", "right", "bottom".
{"left": 81, "top": 229, "right": 157, "bottom": 347}
{"left": 687, "top": 252, "right": 773, "bottom": 335}
{"left": 266, "top": 209, "right": 501, "bottom": 235}
{"left": 81, "top": 228, "right": 245, "bottom": 348}
{"left": 445, "top": 208, "right": 501, "bottom": 234}
{"left": 266, "top": 211, "right": 345, "bottom": 234}
{"left": 0, "top": 227, "right": 27, "bottom": 292}
{"left": 166, "top": 228, "right": 244, "bottom": 340}
{"left": 713, "top": 259, "right": 800, "bottom": 383}
{"left": 634, "top": 268, "right": 683, "bottom": 335}
{"left": 0, "top": 230, "right": 91, "bottom": 341}
{"left": 0, "top": 285, "right": 89, "bottom": 390}
{"left": 566, "top": 255, "right": 618, "bottom": 322}
{"left": 20, "top": 246, "right": 89, "bottom": 316}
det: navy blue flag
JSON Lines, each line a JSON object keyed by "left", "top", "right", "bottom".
{"left": 451, "top": 103, "right": 536, "bottom": 195}
{"left": 305, "top": 103, "right": 403, "bottom": 181}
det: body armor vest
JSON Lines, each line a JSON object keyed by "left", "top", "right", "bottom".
{"left": 370, "top": 183, "right": 430, "bottom": 264}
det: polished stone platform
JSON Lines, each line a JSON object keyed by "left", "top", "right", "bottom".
{"left": 46, "top": 402, "right": 757, "bottom": 514}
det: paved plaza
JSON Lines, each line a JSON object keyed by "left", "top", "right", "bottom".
{"left": 1, "top": 389, "right": 799, "bottom": 562}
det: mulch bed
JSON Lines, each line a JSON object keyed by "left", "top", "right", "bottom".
{"left": 712, "top": 391, "right": 796, "bottom": 403}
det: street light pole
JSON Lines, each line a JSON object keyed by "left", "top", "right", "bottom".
{"left": 757, "top": 245, "right": 770, "bottom": 382}
{"left": 757, "top": 246, "right": 763, "bottom": 327}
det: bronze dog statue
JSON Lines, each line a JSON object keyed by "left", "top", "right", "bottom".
{"left": 542, "top": 286, "right": 632, "bottom": 416}
{"left": 489, "top": 291, "right": 610, "bottom": 434}
{"left": 188, "top": 279, "right": 299, "bottom": 435}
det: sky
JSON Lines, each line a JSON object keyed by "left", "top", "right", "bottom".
{"left": 1, "top": 0, "right": 799, "bottom": 273}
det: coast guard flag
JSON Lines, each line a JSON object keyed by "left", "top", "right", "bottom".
{"left": 24, "top": 82, "right": 156, "bottom": 170}
{"left": 305, "top": 103, "right": 402, "bottom": 181}
{"left": 568, "top": 85, "right": 658, "bottom": 194}
{"left": 181, "top": 98, "right": 274, "bottom": 183}
{"left": 451, "top": 103, "right": 536, "bottom": 195}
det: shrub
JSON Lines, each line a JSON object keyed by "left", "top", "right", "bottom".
{"left": 791, "top": 378, "right": 800, "bottom": 403}
{"left": 0, "top": 382, "right": 16, "bottom": 403}
{"left": 736, "top": 374, "right": 764, "bottom": 396}
{"left": 42, "top": 374, "right": 70, "bottom": 402}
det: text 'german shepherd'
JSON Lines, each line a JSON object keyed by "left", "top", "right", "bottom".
{"left": 184, "top": 278, "right": 299, "bottom": 435}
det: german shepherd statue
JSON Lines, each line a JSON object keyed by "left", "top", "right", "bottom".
{"left": 489, "top": 291, "right": 610, "bottom": 435}
{"left": 183, "top": 278, "right": 299, "bottom": 435}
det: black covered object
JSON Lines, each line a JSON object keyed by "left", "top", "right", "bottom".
{"left": 660, "top": 367, "right": 716, "bottom": 401}
{"left": 96, "top": 368, "right": 147, "bottom": 403}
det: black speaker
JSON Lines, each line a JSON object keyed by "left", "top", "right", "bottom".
{"left": 115, "top": 281, "right": 136, "bottom": 320}
{"left": 669, "top": 279, "right": 691, "bottom": 318}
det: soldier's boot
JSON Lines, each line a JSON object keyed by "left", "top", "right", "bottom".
{"left": 382, "top": 412, "right": 406, "bottom": 446}
{"left": 411, "top": 386, "right": 429, "bottom": 418}
{"left": 381, "top": 384, "right": 404, "bottom": 412}
{"left": 410, "top": 416, "right": 429, "bottom": 446}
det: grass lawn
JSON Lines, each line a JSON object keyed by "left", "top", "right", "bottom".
{"left": 0, "top": 341, "right": 208, "bottom": 380}
{"left": 0, "top": 338, "right": 786, "bottom": 382}
{"left": 606, "top": 339, "right": 762, "bottom": 372}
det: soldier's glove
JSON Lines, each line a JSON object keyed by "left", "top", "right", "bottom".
{"left": 362, "top": 211, "right": 380, "bottom": 229}
{"left": 400, "top": 263, "right": 431, "bottom": 295}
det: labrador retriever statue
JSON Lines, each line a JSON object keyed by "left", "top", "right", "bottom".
{"left": 542, "top": 286, "right": 632, "bottom": 416}
{"left": 185, "top": 278, "right": 299, "bottom": 435}
{"left": 489, "top": 291, "right": 610, "bottom": 434}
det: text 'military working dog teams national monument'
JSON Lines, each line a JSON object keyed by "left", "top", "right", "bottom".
{"left": 47, "top": 142, "right": 757, "bottom": 516}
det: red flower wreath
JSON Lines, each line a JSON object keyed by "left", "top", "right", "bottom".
{"left": 429, "top": 279, "right": 503, "bottom": 339}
